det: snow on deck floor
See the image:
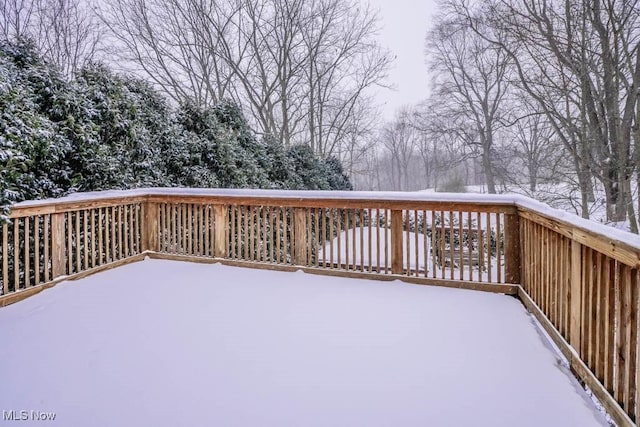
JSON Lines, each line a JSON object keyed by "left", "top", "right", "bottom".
{"left": 0, "top": 260, "right": 607, "bottom": 427}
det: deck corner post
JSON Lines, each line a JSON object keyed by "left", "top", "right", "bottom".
{"left": 213, "top": 204, "right": 228, "bottom": 258}
{"left": 504, "top": 212, "right": 521, "bottom": 284}
{"left": 569, "top": 238, "right": 583, "bottom": 350}
{"left": 51, "top": 212, "right": 66, "bottom": 278}
{"left": 391, "top": 209, "right": 403, "bottom": 274}
{"left": 293, "top": 208, "right": 307, "bottom": 266}
{"left": 142, "top": 202, "right": 159, "bottom": 253}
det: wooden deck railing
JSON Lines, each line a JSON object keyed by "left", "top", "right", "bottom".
{"left": 0, "top": 188, "right": 639, "bottom": 426}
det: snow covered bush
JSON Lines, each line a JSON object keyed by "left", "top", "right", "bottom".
{"left": 0, "top": 40, "right": 354, "bottom": 220}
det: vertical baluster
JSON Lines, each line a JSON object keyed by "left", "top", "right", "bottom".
{"left": 486, "top": 213, "right": 492, "bottom": 282}
{"left": 122, "top": 206, "right": 129, "bottom": 259}
{"left": 171, "top": 204, "right": 176, "bottom": 253}
{"left": 376, "top": 209, "right": 381, "bottom": 273}
{"left": 457, "top": 211, "right": 463, "bottom": 281}
{"left": 229, "top": 206, "right": 238, "bottom": 258}
{"left": 74, "top": 211, "right": 80, "bottom": 269}
{"left": 467, "top": 212, "right": 472, "bottom": 281}
{"left": 82, "top": 209, "right": 88, "bottom": 269}
{"left": 431, "top": 210, "right": 436, "bottom": 279}
{"left": 262, "top": 206, "right": 268, "bottom": 262}
{"left": 367, "top": 209, "right": 372, "bottom": 272}
{"left": 358, "top": 209, "right": 362, "bottom": 272}
{"left": 329, "top": 209, "right": 334, "bottom": 268}
{"left": 270, "top": 207, "right": 275, "bottom": 262}
{"left": 384, "top": 209, "right": 389, "bottom": 274}
{"left": 352, "top": 209, "right": 358, "bottom": 271}
{"left": 422, "top": 210, "right": 427, "bottom": 277}
{"left": 253, "top": 206, "right": 259, "bottom": 261}
{"left": 188, "top": 204, "right": 193, "bottom": 255}
{"left": 345, "top": 210, "right": 350, "bottom": 270}
{"left": 98, "top": 208, "right": 104, "bottom": 265}
{"left": 34, "top": 216, "right": 40, "bottom": 285}
{"left": 243, "top": 206, "right": 249, "bottom": 261}
{"left": 477, "top": 212, "right": 483, "bottom": 283}
{"left": 438, "top": 211, "right": 444, "bottom": 279}
{"left": 118, "top": 206, "right": 124, "bottom": 260}
{"left": 110, "top": 207, "right": 117, "bottom": 262}
{"left": 14, "top": 218, "right": 20, "bottom": 289}
{"left": 283, "top": 208, "right": 289, "bottom": 263}
{"left": 405, "top": 211, "right": 410, "bottom": 275}
{"left": 44, "top": 215, "right": 50, "bottom": 282}
{"left": 2, "top": 222, "right": 8, "bottom": 293}
{"left": 198, "top": 205, "right": 204, "bottom": 256}
{"left": 180, "top": 204, "right": 186, "bottom": 255}
{"left": 135, "top": 204, "right": 140, "bottom": 253}
{"left": 276, "top": 207, "right": 281, "bottom": 263}
{"left": 67, "top": 212, "right": 73, "bottom": 274}
{"left": 307, "top": 208, "right": 312, "bottom": 266}
{"left": 314, "top": 208, "right": 319, "bottom": 268}
{"left": 496, "top": 213, "right": 502, "bottom": 283}
{"left": 337, "top": 209, "right": 342, "bottom": 269}
{"left": 414, "top": 210, "right": 419, "bottom": 277}
{"left": 90, "top": 210, "right": 96, "bottom": 267}
{"left": 131, "top": 205, "right": 136, "bottom": 254}
{"left": 320, "top": 208, "right": 325, "bottom": 267}
{"left": 205, "top": 205, "right": 211, "bottom": 257}
{"left": 24, "top": 217, "right": 30, "bottom": 287}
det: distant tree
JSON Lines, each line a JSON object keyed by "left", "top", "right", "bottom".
{"left": 455, "top": 0, "right": 640, "bottom": 227}
{"left": 101, "top": 0, "right": 390, "bottom": 158}
{"left": 1, "top": 0, "right": 101, "bottom": 76}
{"left": 426, "top": 5, "right": 512, "bottom": 194}
{"left": 380, "top": 107, "right": 418, "bottom": 191}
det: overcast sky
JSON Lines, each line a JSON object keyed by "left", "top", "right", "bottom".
{"left": 365, "top": 0, "right": 436, "bottom": 120}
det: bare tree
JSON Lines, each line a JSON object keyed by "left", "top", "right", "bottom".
{"left": 101, "top": 0, "right": 390, "bottom": 156}
{"left": 100, "top": 0, "right": 235, "bottom": 106}
{"left": 379, "top": 107, "right": 419, "bottom": 191}
{"left": 413, "top": 102, "right": 468, "bottom": 190}
{"left": 36, "top": 0, "right": 101, "bottom": 75}
{"left": 454, "top": 0, "right": 640, "bottom": 227}
{"left": 0, "top": 0, "right": 35, "bottom": 40}
{"left": 425, "top": 6, "right": 511, "bottom": 193}
{"left": 1, "top": 0, "right": 101, "bottom": 76}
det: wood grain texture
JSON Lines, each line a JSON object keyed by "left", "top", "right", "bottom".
{"left": 504, "top": 213, "right": 520, "bottom": 284}
{"left": 391, "top": 210, "right": 403, "bottom": 275}
{"left": 570, "top": 240, "right": 583, "bottom": 351}
{"left": 518, "top": 287, "right": 635, "bottom": 427}
{"left": 51, "top": 213, "right": 66, "bottom": 279}
{"left": 293, "top": 209, "right": 307, "bottom": 266}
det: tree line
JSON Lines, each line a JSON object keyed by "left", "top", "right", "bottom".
{"left": 0, "top": 40, "right": 351, "bottom": 222}
{"left": 356, "top": 0, "right": 640, "bottom": 233}
{"left": 1, "top": 0, "right": 390, "bottom": 168}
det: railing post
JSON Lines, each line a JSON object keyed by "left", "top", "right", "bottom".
{"left": 570, "top": 238, "right": 583, "bottom": 350}
{"left": 391, "top": 210, "right": 403, "bottom": 274}
{"left": 213, "top": 204, "right": 228, "bottom": 258}
{"left": 51, "top": 213, "right": 66, "bottom": 278}
{"left": 504, "top": 212, "right": 521, "bottom": 284}
{"left": 293, "top": 208, "right": 307, "bottom": 266}
{"left": 142, "top": 202, "right": 159, "bottom": 253}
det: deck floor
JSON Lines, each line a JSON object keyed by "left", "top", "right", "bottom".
{"left": 0, "top": 259, "right": 608, "bottom": 426}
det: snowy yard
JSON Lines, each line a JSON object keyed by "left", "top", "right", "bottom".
{"left": 0, "top": 259, "right": 608, "bottom": 426}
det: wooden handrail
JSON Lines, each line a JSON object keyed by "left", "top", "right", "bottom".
{"left": 2, "top": 188, "right": 640, "bottom": 425}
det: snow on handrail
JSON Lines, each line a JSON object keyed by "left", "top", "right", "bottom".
{"left": 9, "top": 187, "right": 640, "bottom": 251}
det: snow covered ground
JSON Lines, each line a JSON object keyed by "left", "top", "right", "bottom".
{"left": 0, "top": 259, "right": 608, "bottom": 426}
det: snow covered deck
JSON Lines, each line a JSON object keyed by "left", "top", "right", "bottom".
{"left": 0, "top": 259, "right": 607, "bottom": 426}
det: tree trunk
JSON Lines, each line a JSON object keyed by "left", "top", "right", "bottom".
{"left": 482, "top": 150, "right": 496, "bottom": 194}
